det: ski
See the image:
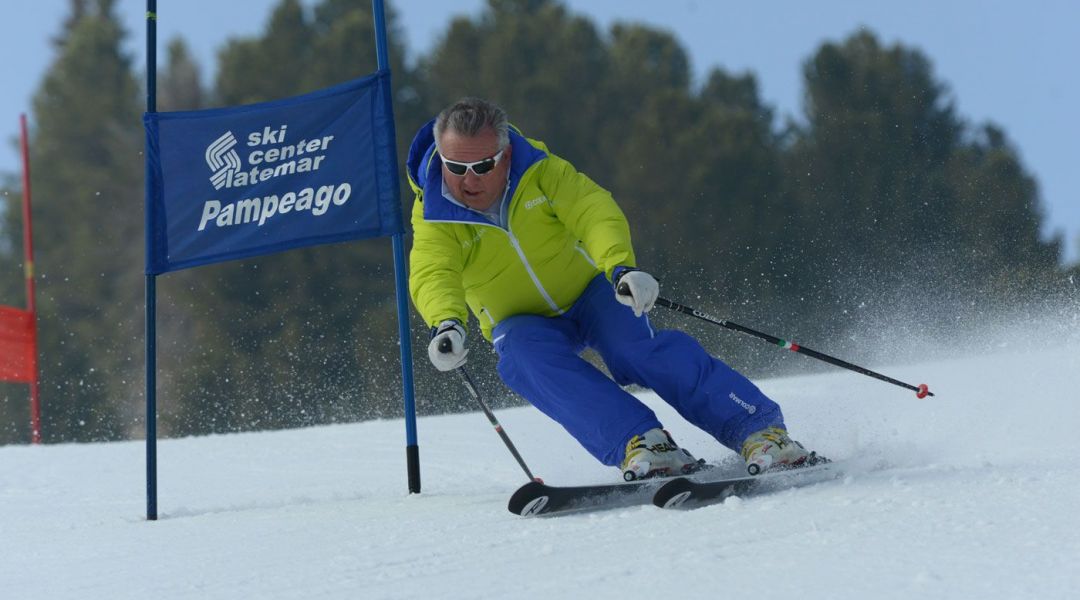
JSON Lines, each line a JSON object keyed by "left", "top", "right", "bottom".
{"left": 507, "top": 477, "right": 669, "bottom": 517}
{"left": 651, "top": 460, "right": 843, "bottom": 510}
{"left": 507, "top": 461, "right": 841, "bottom": 516}
{"left": 507, "top": 462, "right": 730, "bottom": 516}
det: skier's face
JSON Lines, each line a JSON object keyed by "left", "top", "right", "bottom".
{"left": 437, "top": 127, "right": 511, "bottom": 212}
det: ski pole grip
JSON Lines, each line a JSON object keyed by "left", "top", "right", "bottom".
{"left": 438, "top": 337, "right": 452, "bottom": 354}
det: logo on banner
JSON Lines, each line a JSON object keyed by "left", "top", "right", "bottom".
{"left": 197, "top": 124, "right": 352, "bottom": 232}
{"left": 205, "top": 131, "right": 242, "bottom": 190}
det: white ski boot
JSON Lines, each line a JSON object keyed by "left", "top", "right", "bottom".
{"left": 741, "top": 427, "right": 821, "bottom": 475}
{"left": 621, "top": 428, "right": 702, "bottom": 481}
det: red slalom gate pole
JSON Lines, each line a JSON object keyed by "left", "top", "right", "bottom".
{"left": 19, "top": 114, "right": 42, "bottom": 444}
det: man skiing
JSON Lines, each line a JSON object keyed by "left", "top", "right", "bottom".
{"left": 407, "top": 97, "right": 821, "bottom": 480}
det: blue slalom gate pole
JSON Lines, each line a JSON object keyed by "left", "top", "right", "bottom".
{"left": 372, "top": 0, "right": 421, "bottom": 493}
{"left": 144, "top": 0, "right": 159, "bottom": 520}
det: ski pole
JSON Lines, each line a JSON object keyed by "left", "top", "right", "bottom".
{"left": 439, "top": 339, "right": 541, "bottom": 481}
{"left": 653, "top": 296, "right": 933, "bottom": 398}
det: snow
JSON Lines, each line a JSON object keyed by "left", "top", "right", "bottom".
{"left": 2, "top": 319, "right": 1079, "bottom": 599}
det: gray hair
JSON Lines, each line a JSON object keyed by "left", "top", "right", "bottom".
{"left": 434, "top": 97, "right": 510, "bottom": 150}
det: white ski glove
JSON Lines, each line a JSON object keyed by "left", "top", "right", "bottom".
{"left": 428, "top": 319, "right": 468, "bottom": 372}
{"left": 614, "top": 268, "right": 659, "bottom": 317}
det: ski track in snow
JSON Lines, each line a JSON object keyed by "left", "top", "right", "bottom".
{"left": 1, "top": 331, "right": 1078, "bottom": 599}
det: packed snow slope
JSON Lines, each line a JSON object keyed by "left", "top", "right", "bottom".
{"left": 2, "top": 321, "right": 1078, "bottom": 599}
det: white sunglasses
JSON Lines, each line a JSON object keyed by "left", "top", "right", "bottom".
{"left": 440, "top": 149, "right": 505, "bottom": 177}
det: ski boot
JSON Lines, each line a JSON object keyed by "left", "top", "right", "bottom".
{"left": 741, "top": 427, "right": 825, "bottom": 475}
{"left": 621, "top": 428, "right": 703, "bottom": 481}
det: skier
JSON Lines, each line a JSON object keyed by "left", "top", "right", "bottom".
{"left": 407, "top": 97, "right": 822, "bottom": 480}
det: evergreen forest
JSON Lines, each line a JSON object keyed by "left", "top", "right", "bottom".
{"left": 0, "top": 0, "right": 1075, "bottom": 444}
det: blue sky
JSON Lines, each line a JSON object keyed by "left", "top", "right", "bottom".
{"left": 2, "top": 0, "right": 1077, "bottom": 263}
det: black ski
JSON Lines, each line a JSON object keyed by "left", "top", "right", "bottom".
{"left": 651, "top": 461, "right": 842, "bottom": 509}
{"left": 507, "top": 461, "right": 840, "bottom": 516}
{"left": 507, "top": 461, "right": 726, "bottom": 516}
{"left": 507, "top": 478, "right": 668, "bottom": 516}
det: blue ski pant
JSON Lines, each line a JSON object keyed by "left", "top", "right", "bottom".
{"left": 492, "top": 275, "right": 786, "bottom": 466}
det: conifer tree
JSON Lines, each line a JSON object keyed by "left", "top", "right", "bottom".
{"left": 19, "top": 0, "right": 143, "bottom": 441}
{"left": 783, "top": 30, "right": 1060, "bottom": 340}
{"left": 158, "top": 38, "right": 205, "bottom": 112}
{"left": 160, "top": 0, "right": 424, "bottom": 435}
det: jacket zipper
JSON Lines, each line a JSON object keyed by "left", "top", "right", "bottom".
{"left": 505, "top": 225, "right": 564, "bottom": 315}
{"left": 433, "top": 171, "right": 564, "bottom": 315}
{"left": 429, "top": 217, "right": 564, "bottom": 316}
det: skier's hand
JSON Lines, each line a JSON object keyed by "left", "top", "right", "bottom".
{"left": 428, "top": 319, "right": 468, "bottom": 371}
{"left": 613, "top": 268, "right": 659, "bottom": 317}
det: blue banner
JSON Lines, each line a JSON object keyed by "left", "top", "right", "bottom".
{"left": 144, "top": 70, "right": 402, "bottom": 274}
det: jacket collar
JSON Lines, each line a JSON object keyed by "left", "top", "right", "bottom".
{"left": 407, "top": 119, "right": 547, "bottom": 225}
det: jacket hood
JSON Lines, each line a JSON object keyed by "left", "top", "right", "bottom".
{"left": 405, "top": 118, "right": 438, "bottom": 189}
